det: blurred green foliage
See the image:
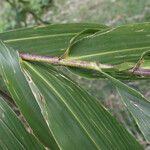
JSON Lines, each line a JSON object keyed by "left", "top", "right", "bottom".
{"left": 0, "top": 0, "right": 53, "bottom": 31}
{"left": 0, "top": 0, "right": 150, "bottom": 32}
{"left": 52, "top": 0, "right": 150, "bottom": 25}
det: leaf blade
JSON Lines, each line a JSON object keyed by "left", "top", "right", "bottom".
{"left": 23, "top": 61, "right": 143, "bottom": 150}
{"left": 99, "top": 70, "right": 150, "bottom": 142}
{"left": 68, "top": 23, "right": 150, "bottom": 65}
{"left": 0, "top": 96, "right": 45, "bottom": 150}
{"left": 0, "top": 23, "right": 107, "bottom": 56}
{"left": 0, "top": 41, "right": 59, "bottom": 149}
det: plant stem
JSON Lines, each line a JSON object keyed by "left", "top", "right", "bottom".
{"left": 19, "top": 53, "right": 113, "bottom": 70}
{"left": 128, "top": 68, "right": 150, "bottom": 76}
{"left": 19, "top": 53, "right": 150, "bottom": 76}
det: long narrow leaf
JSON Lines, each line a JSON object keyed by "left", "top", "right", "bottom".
{"left": 0, "top": 96, "right": 45, "bottom": 150}
{"left": 99, "top": 70, "right": 150, "bottom": 142}
{"left": 23, "top": 61, "right": 143, "bottom": 150}
{"left": 0, "top": 23, "right": 107, "bottom": 56}
{"left": 0, "top": 41, "right": 59, "bottom": 149}
{"left": 67, "top": 23, "right": 150, "bottom": 65}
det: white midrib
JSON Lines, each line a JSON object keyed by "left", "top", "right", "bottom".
{"left": 5, "top": 33, "right": 77, "bottom": 43}
{"left": 69, "top": 46, "right": 150, "bottom": 60}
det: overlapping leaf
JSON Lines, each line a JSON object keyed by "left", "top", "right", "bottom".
{"left": 0, "top": 41, "right": 143, "bottom": 149}
{"left": 0, "top": 41, "right": 59, "bottom": 149}
{"left": 67, "top": 23, "right": 150, "bottom": 65}
{"left": 64, "top": 23, "right": 150, "bottom": 80}
{"left": 0, "top": 22, "right": 149, "bottom": 149}
{"left": 0, "top": 96, "right": 45, "bottom": 150}
{"left": 23, "top": 62, "right": 143, "bottom": 150}
{"left": 0, "top": 23, "right": 149, "bottom": 79}
{"left": 0, "top": 23, "right": 107, "bottom": 56}
{"left": 99, "top": 70, "right": 150, "bottom": 142}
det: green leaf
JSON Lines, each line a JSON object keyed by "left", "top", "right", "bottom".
{"left": 0, "top": 96, "right": 45, "bottom": 150}
{"left": 0, "top": 77, "right": 7, "bottom": 91}
{"left": 0, "top": 41, "right": 59, "bottom": 149}
{"left": 67, "top": 23, "right": 150, "bottom": 65}
{"left": 0, "top": 23, "right": 107, "bottom": 56}
{"left": 63, "top": 23, "right": 150, "bottom": 80}
{"left": 0, "top": 41, "right": 143, "bottom": 149}
{"left": 23, "top": 61, "right": 143, "bottom": 150}
{"left": 99, "top": 70, "right": 150, "bottom": 142}
{"left": 67, "top": 66, "right": 139, "bottom": 80}
{"left": 1, "top": 23, "right": 149, "bottom": 79}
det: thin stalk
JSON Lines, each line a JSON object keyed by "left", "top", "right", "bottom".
{"left": 19, "top": 53, "right": 150, "bottom": 76}
{"left": 19, "top": 53, "right": 113, "bottom": 70}
{"left": 128, "top": 68, "right": 150, "bottom": 76}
